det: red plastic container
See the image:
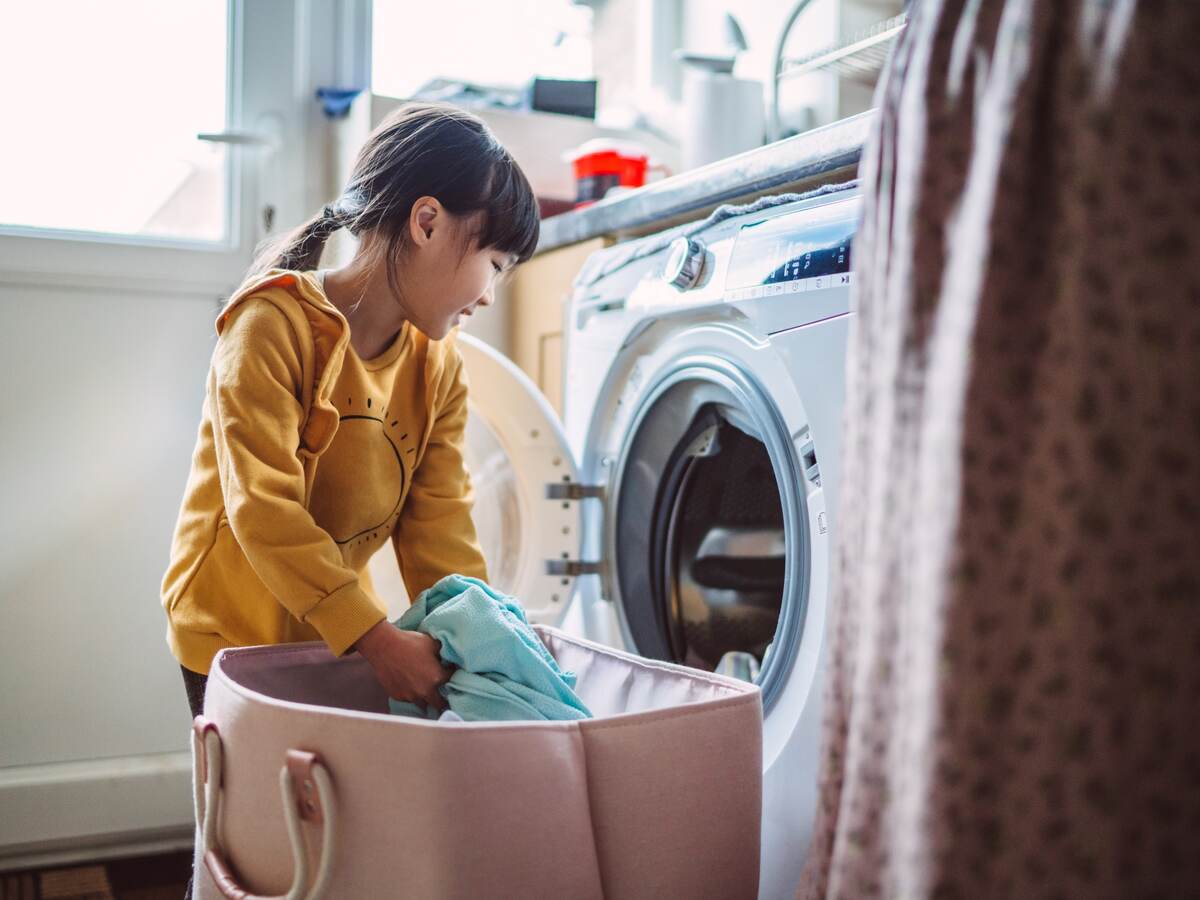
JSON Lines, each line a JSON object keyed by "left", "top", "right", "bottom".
{"left": 564, "top": 140, "right": 650, "bottom": 207}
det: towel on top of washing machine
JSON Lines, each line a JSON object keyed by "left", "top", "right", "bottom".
{"left": 573, "top": 178, "right": 859, "bottom": 288}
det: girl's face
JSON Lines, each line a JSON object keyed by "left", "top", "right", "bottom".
{"left": 398, "top": 199, "right": 516, "bottom": 340}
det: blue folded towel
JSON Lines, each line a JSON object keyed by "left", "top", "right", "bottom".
{"left": 387, "top": 575, "right": 593, "bottom": 722}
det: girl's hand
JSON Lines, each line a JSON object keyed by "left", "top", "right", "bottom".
{"left": 354, "top": 621, "right": 453, "bottom": 713}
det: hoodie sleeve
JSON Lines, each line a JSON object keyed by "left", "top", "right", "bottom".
{"left": 210, "top": 300, "right": 385, "bottom": 654}
{"left": 393, "top": 347, "right": 490, "bottom": 600}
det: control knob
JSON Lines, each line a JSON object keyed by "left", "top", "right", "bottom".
{"left": 663, "top": 236, "right": 706, "bottom": 290}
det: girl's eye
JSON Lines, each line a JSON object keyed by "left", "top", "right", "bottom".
{"left": 492, "top": 261, "right": 503, "bottom": 274}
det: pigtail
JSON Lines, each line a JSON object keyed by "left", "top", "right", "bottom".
{"left": 248, "top": 204, "right": 345, "bottom": 277}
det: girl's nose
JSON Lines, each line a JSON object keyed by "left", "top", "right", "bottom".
{"left": 478, "top": 288, "right": 495, "bottom": 307}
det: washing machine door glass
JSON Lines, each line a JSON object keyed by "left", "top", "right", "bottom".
{"left": 454, "top": 333, "right": 583, "bottom": 625}
{"left": 605, "top": 355, "right": 811, "bottom": 711}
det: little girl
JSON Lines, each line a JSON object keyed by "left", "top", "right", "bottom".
{"left": 161, "top": 102, "right": 539, "bottom": 719}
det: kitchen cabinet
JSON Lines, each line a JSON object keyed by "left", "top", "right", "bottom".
{"left": 503, "top": 237, "right": 609, "bottom": 415}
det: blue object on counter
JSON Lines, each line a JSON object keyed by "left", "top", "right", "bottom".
{"left": 388, "top": 574, "right": 593, "bottom": 722}
{"left": 316, "top": 87, "right": 363, "bottom": 119}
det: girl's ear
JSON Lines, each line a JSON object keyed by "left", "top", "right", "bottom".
{"left": 409, "top": 196, "right": 442, "bottom": 246}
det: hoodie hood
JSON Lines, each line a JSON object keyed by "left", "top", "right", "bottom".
{"left": 216, "top": 268, "right": 352, "bottom": 458}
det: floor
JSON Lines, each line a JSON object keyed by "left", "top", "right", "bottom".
{"left": 0, "top": 851, "right": 191, "bottom": 900}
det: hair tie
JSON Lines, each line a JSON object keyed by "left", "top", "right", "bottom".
{"left": 311, "top": 204, "right": 343, "bottom": 238}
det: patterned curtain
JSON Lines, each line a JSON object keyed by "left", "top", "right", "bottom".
{"left": 800, "top": 1, "right": 1200, "bottom": 897}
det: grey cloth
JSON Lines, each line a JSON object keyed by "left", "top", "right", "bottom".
{"left": 800, "top": 2, "right": 1200, "bottom": 898}
{"left": 181, "top": 666, "right": 207, "bottom": 720}
{"left": 573, "top": 179, "right": 858, "bottom": 289}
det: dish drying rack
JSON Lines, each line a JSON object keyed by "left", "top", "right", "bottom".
{"left": 768, "top": 7, "right": 909, "bottom": 141}
{"left": 780, "top": 13, "right": 908, "bottom": 85}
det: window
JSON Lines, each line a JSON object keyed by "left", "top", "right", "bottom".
{"left": 1, "top": 1, "right": 230, "bottom": 243}
{"left": 372, "top": 0, "right": 592, "bottom": 99}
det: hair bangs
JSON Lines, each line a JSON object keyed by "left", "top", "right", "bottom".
{"left": 476, "top": 151, "right": 540, "bottom": 264}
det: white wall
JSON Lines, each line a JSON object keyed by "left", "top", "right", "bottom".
{"left": 0, "top": 284, "right": 217, "bottom": 764}
{"left": 0, "top": 274, "right": 221, "bottom": 864}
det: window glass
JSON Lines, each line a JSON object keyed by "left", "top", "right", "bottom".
{"left": 0, "top": 1, "right": 229, "bottom": 242}
{"left": 372, "top": 0, "right": 592, "bottom": 99}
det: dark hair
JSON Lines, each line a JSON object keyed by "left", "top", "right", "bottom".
{"left": 249, "top": 102, "right": 540, "bottom": 286}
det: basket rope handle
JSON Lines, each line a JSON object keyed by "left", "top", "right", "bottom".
{"left": 192, "top": 717, "right": 337, "bottom": 900}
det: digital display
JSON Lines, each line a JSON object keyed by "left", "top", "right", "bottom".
{"left": 725, "top": 212, "right": 855, "bottom": 291}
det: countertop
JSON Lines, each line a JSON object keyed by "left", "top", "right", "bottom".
{"left": 536, "top": 110, "right": 876, "bottom": 254}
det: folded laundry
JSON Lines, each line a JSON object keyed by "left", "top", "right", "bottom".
{"left": 388, "top": 574, "right": 593, "bottom": 722}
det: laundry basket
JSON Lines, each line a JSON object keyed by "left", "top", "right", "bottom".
{"left": 190, "top": 624, "right": 762, "bottom": 900}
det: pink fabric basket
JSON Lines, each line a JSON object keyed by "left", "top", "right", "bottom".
{"left": 190, "top": 624, "right": 762, "bottom": 900}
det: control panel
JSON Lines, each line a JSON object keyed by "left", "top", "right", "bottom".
{"left": 723, "top": 202, "right": 856, "bottom": 301}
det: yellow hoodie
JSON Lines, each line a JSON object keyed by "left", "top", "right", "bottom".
{"left": 161, "top": 269, "right": 488, "bottom": 674}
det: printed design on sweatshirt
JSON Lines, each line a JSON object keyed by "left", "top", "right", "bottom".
{"left": 308, "top": 394, "right": 420, "bottom": 548}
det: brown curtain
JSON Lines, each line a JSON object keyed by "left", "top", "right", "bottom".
{"left": 800, "top": 1, "right": 1200, "bottom": 898}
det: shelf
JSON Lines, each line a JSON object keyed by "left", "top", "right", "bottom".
{"left": 780, "top": 13, "right": 908, "bottom": 86}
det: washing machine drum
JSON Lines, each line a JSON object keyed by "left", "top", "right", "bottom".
{"left": 612, "top": 377, "right": 798, "bottom": 680}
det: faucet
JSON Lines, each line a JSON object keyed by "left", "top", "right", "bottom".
{"left": 767, "top": 0, "right": 819, "bottom": 143}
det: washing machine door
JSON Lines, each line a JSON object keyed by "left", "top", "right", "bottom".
{"left": 455, "top": 333, "right": 584, "bottom": 625}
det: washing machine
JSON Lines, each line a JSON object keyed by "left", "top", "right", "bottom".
{"left": 457, "top": 186, "right": 858, "bottom": 899}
